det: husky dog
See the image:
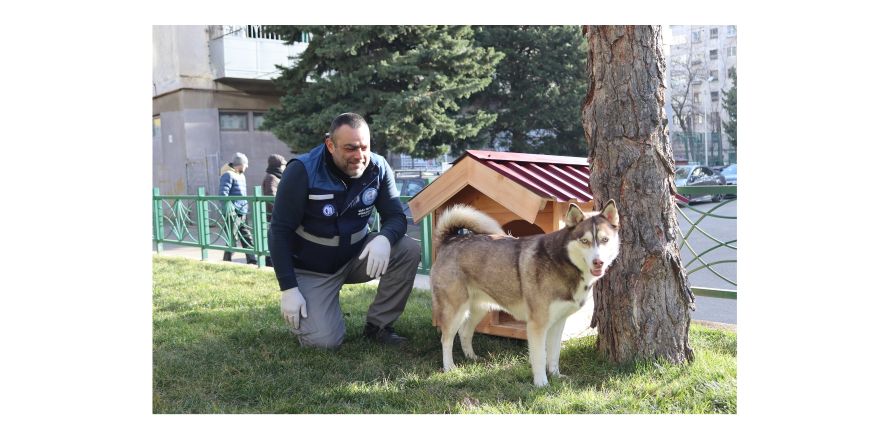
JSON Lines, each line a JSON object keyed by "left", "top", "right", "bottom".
{"left": 431, "top": 200, "right": 620, "bottom": 387}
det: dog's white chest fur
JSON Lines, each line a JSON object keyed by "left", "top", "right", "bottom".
{"left": 572, "top": 271, "right": 597, "bottom": 306}
{"left": 545, "top": 272, "right": 597, "bottom": 326}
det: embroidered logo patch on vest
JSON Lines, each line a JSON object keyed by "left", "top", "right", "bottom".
{"left": 322, "top": 204, "right": 336, "bottom": 217}
{"left": 361, "top": 187, "right": 378, "bottom": 206}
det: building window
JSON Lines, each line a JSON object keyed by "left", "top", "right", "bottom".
{"left": 727, "top": 46, "right": 737, "bottom": 57}
{"left": 253, "top": 112, "right": 266, "bottom": 131}
{"left": 710, "top": 28, "right": 718, "bottom": 39}
{"left": 709, "top": 49, "right": 718, "bottom": 61}
{"left": 153, "top": 116, "right": 161, "bottom": 137}
{"left": 692, "top": 30, "right": 702, "bottom": 43}
{"left": 727, "top": 25, "right": 736, "bottom": 36}
{"left": 711, "top": 91, "right": 719, "bottom": 102}
{"left": 694, "top": 114, "right": 704, "bottom": 125}
{"left": 220, "top": 111, "right": 248, "bottom": 131}
{"left": 709, "top": 70, "right": 719, "bottom": 82}
{"left": 693, "top": 92, "right": 700, "bottom": 104}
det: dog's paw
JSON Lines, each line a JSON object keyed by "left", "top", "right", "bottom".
{"left": 533, "top": 376, "right": 549, "bottom": 387}
{"left": 465, "top": 352, "right": 479, "bottom": 361}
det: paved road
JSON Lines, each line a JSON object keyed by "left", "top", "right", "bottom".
{"left": 692, "top": 295, "right": 736, "bottom": 325}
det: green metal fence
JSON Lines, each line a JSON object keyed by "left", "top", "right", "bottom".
{"left": 152, "top": 186, "right": 273, "bottom": 265}
{"left": 152, "top": 187, "right": 433, "bottom": 273}
{"left": 675, "top": 185, "right": 737, "bottom": 299}
{"left": 153, "top": 185, "right": 735, "bottom": 300}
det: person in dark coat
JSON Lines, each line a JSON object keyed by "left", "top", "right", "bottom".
{"left": 219, "top": 152, "right": 257, "bottom": 265}
{"left": 271, "top": 113, "right": 420, "bottom": 349}
{"left": 261, "top": 154, "right": 287, "bottom": 267}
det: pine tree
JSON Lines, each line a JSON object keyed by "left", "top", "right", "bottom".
{"left": 262, "top": 26, "right": 503, "bottom": 158}
{"left": 722, "top": 67, "right": 737, "bottom": 149}
{"left": 460, "top": 26, "right": 589, "bottom": 156}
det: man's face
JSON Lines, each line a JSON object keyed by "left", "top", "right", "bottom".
{"left": 236, "top": 164, "right": 247, "bottom": 173}
{"left": 326, "top": 124, "right": 370, "bottom": 178}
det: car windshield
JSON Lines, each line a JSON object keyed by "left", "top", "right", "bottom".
{"left": 675, "top": 166, "right": 693, "bottom": 178}
{"left": 722, "top": 165, "right": 737, "bottom": 174}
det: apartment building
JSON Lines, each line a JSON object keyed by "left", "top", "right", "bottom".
{"left": 666, "top": 25, "right": 737, "bottom": 165}
{"left": 152, "top": 25, "right": 308, "bottom": 195}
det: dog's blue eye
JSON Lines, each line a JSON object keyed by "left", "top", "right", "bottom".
{"left": 601, "top": 237, "right": 609, "bottom": 243}
{"left": 581, "top": 239, "right": 589, "bottom": 245}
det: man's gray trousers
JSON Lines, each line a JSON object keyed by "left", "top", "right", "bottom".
{"left": 290, "top": 233, "right": 421, "bottom": 349}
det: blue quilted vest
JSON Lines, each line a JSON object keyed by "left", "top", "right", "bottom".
{"left": 291, "top": 144, "right": 383, "bottom": 273}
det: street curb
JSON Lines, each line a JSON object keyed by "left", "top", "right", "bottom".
{"left": 691, "top": 319, "right": 737, "bottom": 332}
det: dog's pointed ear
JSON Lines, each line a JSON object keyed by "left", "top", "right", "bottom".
{"left": 565, "top": 203, "right": 585, "bottom": 227}
{"left": 600, "top": 199, "right": 619, "bottom": 227}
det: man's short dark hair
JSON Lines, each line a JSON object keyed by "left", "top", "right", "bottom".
{"left": 328, "top": 112, "right": 367, "bottom": 140}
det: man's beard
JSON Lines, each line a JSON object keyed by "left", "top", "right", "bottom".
{"left": 348, "top": 162, "right": 366, "bottom": 178}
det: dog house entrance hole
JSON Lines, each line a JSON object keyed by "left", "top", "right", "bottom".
{"left": 501, "top": 219, "right": 544, "bottom": 237}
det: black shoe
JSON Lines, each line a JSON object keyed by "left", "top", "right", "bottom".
{"left": 247, "top": 259, "right": 258, "bottom": 265}
{"left": 363, "top": 323, "right": 407, "bottom": 346}
{"left": 223, "top": 252, "right": 232, "bottom": 262}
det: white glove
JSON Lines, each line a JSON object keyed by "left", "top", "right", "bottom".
{"left": 281, "top": 287, "right": 307, "bottom": 330}
{"left": 358, "top": 235, "right": 391, "bottom": 279}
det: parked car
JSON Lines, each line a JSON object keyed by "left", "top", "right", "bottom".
{"left": 675, "top": 164, "right": 726, "bottom": 203}
{"left": 719, "top": 164, "right": 737, "bottom": 185}
{"left": 718, "top": 164, "right": 737, "bottom": 198}
{"left": 394, "top": 171, "right": 438, "bottom": 221}
{"left": 395, "top": 177, "right": 427, "bottom": 198}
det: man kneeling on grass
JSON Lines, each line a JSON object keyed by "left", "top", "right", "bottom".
{"left": 269, "top": 112, "right": 420, "bottom": 349}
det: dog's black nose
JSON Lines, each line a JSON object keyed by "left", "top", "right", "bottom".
{"left": 592, "top": 259, "right": 604, "bottom": 267}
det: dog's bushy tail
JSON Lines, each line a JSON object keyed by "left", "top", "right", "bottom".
{"left": 434, "top": 204, "right": 505, "bottom": 245}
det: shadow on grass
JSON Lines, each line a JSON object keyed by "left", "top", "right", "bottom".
{"left": 153, "top": 299, "right": 692, "bottom": 413}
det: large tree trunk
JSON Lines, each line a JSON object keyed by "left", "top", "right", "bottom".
{"left": 581, "top": 25, "right": 695, "bottom": 364}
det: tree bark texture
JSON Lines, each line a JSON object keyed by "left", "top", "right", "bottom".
{"left": 581, "top": 25, "right": 695, "bottom": 364}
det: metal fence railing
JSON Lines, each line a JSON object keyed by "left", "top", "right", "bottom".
{"left": 152, "top": 186, "right": 273, "bottom": 265}
{"left": 154, "top": 185, "right": 735, "bottom": 299}
{"left": 152, "top": 187, "right": 432, "bottom": 273}
{"left": 209, "top": 25, "right": 312, "bottom": 43}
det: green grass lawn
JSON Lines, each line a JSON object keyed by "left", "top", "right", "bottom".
{"left": 153, "top": 256, "right": 737, "bottom": 414}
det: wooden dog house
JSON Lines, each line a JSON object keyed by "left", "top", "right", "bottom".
{"left": 408, "top": 150, "right": 596, "bottom": 340}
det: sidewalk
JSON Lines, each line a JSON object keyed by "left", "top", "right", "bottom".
{"left": 152, "top": 242, "right": 735, "bottom": 326}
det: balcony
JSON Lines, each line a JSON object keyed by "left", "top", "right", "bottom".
{"left": 209, "top": 25, "right": 308, "bottom": 86}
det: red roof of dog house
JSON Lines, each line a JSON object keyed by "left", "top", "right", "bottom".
{"left": 455, "top": 150, "right": 592, "bottom": 202}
